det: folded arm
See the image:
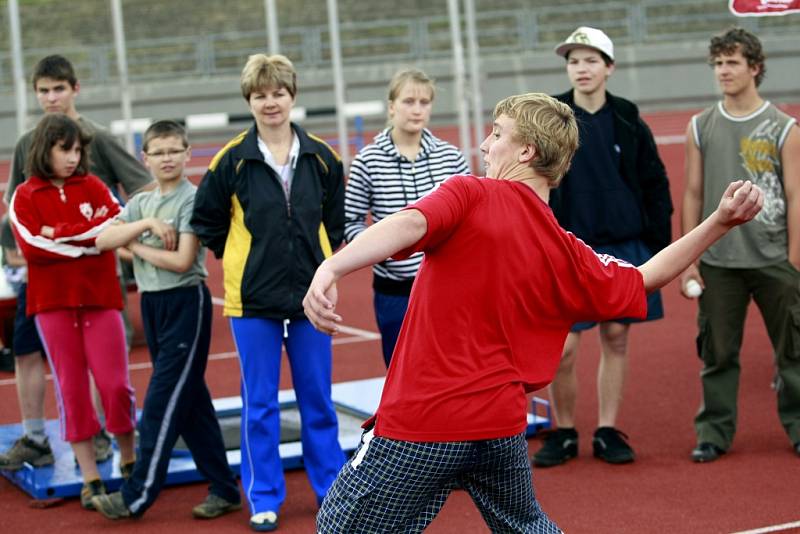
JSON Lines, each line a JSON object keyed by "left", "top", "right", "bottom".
{"left": 128, "top": 232, "right": 199, "bottom": 273}
{"left": 96, "top": 218, "right": 177, "bottom": 252}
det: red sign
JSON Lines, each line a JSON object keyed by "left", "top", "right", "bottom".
{"left": 729, "top": 0, "right": 800, "bottom": 16}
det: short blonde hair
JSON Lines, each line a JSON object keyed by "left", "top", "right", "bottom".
{"left": 240, "top": 54, "right": 297, "bottom": 101}
{"left": 493, "top": 93, "right": 578, "bottom": 186}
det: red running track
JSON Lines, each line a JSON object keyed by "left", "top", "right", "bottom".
{"left": 0, "top": 105, "right": 799, "bottom": 534}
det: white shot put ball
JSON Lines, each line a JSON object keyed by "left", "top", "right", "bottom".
{"left": 685, "top": 279, "right": 703, "bottom": 298}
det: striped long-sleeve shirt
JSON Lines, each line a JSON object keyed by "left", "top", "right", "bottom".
{"left": 345, "top": 128, "right": 468, "bottom": 286}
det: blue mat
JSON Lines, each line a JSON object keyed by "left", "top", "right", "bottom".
{"left": 0, "top": 377, "right": 550, "bottom": 500}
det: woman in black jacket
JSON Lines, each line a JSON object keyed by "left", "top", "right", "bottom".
{"left": 191, "top": 54, "right": 345, "bottom": 533}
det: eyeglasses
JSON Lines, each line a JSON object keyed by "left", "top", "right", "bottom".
{"left": 145, "top": 149, "right": 186, "bottom": 159}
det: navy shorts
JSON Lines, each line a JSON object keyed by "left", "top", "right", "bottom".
{"left": 13, "top": 284, "right": 43, "bottom": 356}
{"left": 571, "top": 239, "right": 664, "bottom": 333}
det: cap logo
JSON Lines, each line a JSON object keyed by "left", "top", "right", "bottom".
{"left": 571, "top": 31, "right": 591, "bottom": 45}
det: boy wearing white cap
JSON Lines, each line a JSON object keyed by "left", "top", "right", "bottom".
{"left": 532, "top": 27, "right": 673, "bottom": 467}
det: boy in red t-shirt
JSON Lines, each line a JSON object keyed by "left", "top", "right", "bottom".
{"left": 304, "top": 93, "right": 764, "bottom": 532}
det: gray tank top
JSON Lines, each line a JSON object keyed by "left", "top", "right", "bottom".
{"left": 692, "top": 101, "right": 796, "bottom": 268}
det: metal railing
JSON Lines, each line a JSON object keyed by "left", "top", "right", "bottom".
{"left": 0, "top": 1, "right": 793, "bottom": 91}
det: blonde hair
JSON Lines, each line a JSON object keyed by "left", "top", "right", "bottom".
{"left": 493, "top": 93, "right": 578, "bottom": 186}
{"left": 240, "top": 54, "right": 297, "bottom": 100}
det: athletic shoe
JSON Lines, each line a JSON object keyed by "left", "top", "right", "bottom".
{"left": 691, "top": 442, "right": 725, "bottom": 463}
{"left": 74, "top": 429, "right": 115, "bottom": 467}
{"left": 794, "top": 442, "right": 800, "bottom": 457}
{"left": 531, "top": 428, "right": 578, "bottom": 467}
{"left": 92, "top": 492, "right": 131, "bottom": 519}
{"left": 250, "top": 511, "right": 279, "bottom": 532}
{"left": 0, "top": 435, "right": 55, "bottom": 470}
{"left": 192, "top": 493, "right": 243, "bottom": 519}
{"left": 80, "top": 479, "right": 107, "bottom": 510}
{"left": 120, "top": 461, "right": 135, "bottom": 480}
{"left": 592, "top": 427, "right": 635, "bottom": 464}
{"left": 94, "top": 430, "right": 113, "bottom": 462}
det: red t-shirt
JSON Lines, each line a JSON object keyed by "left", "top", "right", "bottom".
{"left": 373, "top": 175, "right": 646, "bottom": 442}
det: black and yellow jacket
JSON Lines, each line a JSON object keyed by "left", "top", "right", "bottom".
{"left": 191, "top": 123, "right": 344, "bottom": 319}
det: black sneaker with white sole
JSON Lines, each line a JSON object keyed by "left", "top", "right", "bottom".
{"left": 691, "top": 442, "right": 725, "bottom": 463}
{"left": 531, "top": 428, "right": 578, "bottom": 467}
{"left": 592, "top": 427, "right": 635, "bottom": 464}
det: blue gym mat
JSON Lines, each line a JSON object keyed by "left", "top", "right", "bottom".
{"left": 0, "top": 377, "right": 550, "bottom": 500}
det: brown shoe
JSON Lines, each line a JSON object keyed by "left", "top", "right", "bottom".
{"left": 0, "top": 436, "right": 55, "bottom": 470}
{"left": 192, "top": 493, "right": 242, "bottom": 519}
{"left": 92, "top": 492, "right": 131, "bottom": 519}
{"left": 80, "top": 479, "right": 107, "bottom": 510}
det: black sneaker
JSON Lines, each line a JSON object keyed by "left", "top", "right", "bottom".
{"left": 691, "top": 442, "right": 725, "bottom": 463}
{"left": 592, "top": 427, "right": 635, "bottom": 464}
{"left": 531, "top": 428, "right": 578, "bottom": 467}
{"left": 794, "top": 442, "right": 800, "bottom": 457}
{"left": 0, "top": 435, "right": 55, "bottom": 470}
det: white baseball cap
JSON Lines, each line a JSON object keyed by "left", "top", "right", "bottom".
{"left": 554, "top": 26, "right": 615, "bottom": 62}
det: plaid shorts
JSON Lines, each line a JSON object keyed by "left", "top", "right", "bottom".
{"left": 317, "top": 431, "right": 561, "bottom": 533}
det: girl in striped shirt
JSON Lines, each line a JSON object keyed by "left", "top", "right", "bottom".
{"left": 344, "top": 69, "right": 469, "bottom": 366}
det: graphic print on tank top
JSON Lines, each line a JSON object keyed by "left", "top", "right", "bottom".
{"left": 738, "top": 118, "right": 784, "bottom": 226}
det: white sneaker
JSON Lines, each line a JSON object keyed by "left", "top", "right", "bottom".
{"left": 249, "top": 511, "right": 278, "bottom": 532}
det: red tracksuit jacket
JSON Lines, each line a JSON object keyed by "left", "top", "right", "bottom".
{"left": 9, "top": 173, "right": 122, "bottom": 316}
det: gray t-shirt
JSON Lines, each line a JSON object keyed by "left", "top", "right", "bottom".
{"left": 4, "top": 116, "right": 153, "bottom": 204}
{"left": 120, "top": 178, "right": 207, "bottom": 292}
{"left": 692, "top": 101, "right": 796, "bottom": 268}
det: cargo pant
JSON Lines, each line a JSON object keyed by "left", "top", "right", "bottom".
{"left": 695, "top": 260, "right": 800, "bottom": 450}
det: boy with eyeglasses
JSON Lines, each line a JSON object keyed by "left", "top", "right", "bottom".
{"left": 92, "top": 120, "right": 241, "bottom": 519}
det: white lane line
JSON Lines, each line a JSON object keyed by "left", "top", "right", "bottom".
{"left": 731, "top": 521, "right": 800, "bottom": 534}
{"left": 0, "top": 331, "right": 379, "bottom": 387}
{"left": 655, "top": 134, "right": 686, "bottom": 145}
{"left": 337, "top": 324, "right": 381, "bottom": 339}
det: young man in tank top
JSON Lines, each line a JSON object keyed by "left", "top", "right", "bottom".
{"left": 680, "top": 27, "right": 800, "bottom": 462}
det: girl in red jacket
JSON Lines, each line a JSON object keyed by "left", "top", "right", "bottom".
{"left": 8, "top": 114, "right": 136, "bottom": 508}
